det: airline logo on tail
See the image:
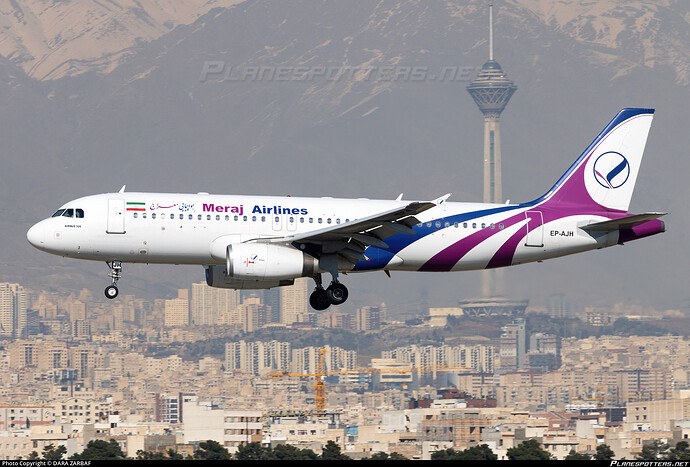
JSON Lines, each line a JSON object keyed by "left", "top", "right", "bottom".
{"left": 593, "top": 151, "right": 630, "bottom": 189}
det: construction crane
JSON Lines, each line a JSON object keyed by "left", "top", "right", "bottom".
{"left": 270, "top": 349, "right": 469, "bottom": 413}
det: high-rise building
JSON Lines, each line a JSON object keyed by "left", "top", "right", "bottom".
{"left": 164, "top": 289, "right": 189, "bottom": 327}
{"left": 356, "top": 306, "right": 382, "bottom": 331}
{"left": 467, "top": 3, "right": 517, "bottom": 298}
{"left": 190, "top": 282, "right": 240, "bottom": 325}
{"left": 499, "top": 317, "right": 527, "bottom": 371}
{"left": 280, "top": 278, "right": 309, "bottom": 325}
{"left": 0, "top": 283, "right": 28, "bottom": 338}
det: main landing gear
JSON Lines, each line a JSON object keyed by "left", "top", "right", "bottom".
{"left": 309, "top": 273, "right": 349, "bottom": 311}
{"left": 105, "top": 261, "right": 122, "bottom": 299}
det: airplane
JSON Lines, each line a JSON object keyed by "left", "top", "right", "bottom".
{"left": 27, "top": 108, "right": 666, "bottom": 310}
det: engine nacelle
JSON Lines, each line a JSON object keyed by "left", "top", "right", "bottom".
{"left": 226, "top": 243, "right": 317, "bottom": 280}
{"left": 205, "top": 266, "right": 295, "bottom": 289}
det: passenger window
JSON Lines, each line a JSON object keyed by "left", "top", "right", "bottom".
{"left": 198, "top": 214, "right": 202, "bottom": 221}
{"left": 152, "top": 213, "right": 157, "bottom": 219}
{"left": 435, "top": 221, "right": 441, "bottom": 228}
{"left": 490, "top": 223, "right": 495, "bottom": 229}
{"left": 336, "top": 219, "right": 341, "bottom": 224}
{"left": 318, "top": 218, "right": 323, "bottom": 224}
{"left": 472, "top": 223, "right": 476, "bottom": 229}
{"left": 207, "top": 215, "right": 211, "bottom": 221}
{"left": 243, "top": 216, "right": 247, "bottom": 221}
{"left": 52, "top": 209, "right": 66, "bottom": 217}
{"left": 289, "top": 216, "right": 294, "bottom": 223}
{"left": 252, "top": 216, "right": 257, "bottom": 222}
{"left": 261, "top": 216, "right": 266, "bottom": 222}
{"left": 133, "top": 213, "right": 138, "bottom": 218}
{"left": 481, "top": 223, "right": 486, "bottom": 228}
{"left": 142, "top": 213, "right": 147, "bottom": 219}
{"left": 171, "top": 213, "right": 175, "bottom": 219}
{"left": 327, "top": 218, "right": 331, "bottom": 224}
{"left": 234, "top": 215, "right": 239, "bottom": 221}
{"left": 454, "top": 222, "right": 459, "bottom": 228}
{"left": 426, "top": 222, "right": 432, "bottom": 227}
{"left": 463, "top": 223, "right": 468, "bottom": 228}
{"left": 300, "top": 217, "right": 304, "bottom": 223}
{"left": 189, "top": 214, "right": 193, "bottom": 220}
{"left": 444, "top": 221, "right": 450, "bottom": 228}
{"left": 309, "top": 218, "right": 314, "bottom": 224}
{"left": 499, "top": 224, "right": 504, "bottom": 230}
{"left": 180, "top": 214, "right": 184, "bottom": 220}
{"left": 274, "top": 216, "right": 279, "bottom": 223}
{"left": 76, "top": 209, "right": 84, "bottom": 218}
{"left": 225, "top": 215, "right": 229, "bottom": 221}
{"left": 216, "top": 215, "right": 220, "bottom": 221}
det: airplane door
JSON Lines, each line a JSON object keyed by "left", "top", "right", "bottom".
{"left": 107, "top": 199, "right": 126, "bottom": 234}
{"left": 525, "top": 211, "right": 544, "bottom": 247}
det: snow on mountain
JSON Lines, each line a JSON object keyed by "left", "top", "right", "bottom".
{"left": 0, "top": 0, "right": 245, "bottom": 80}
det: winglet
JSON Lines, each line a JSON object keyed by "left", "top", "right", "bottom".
{"left": 433, "top": 193, "right": 452, "bottom": 205}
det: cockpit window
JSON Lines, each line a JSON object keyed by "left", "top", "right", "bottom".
{"left": 53, "top": 208, "right": 84, "bottom": 218}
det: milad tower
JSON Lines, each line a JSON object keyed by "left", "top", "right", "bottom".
{"left": 466, "top": 2, "right": 517, "bottom": 298}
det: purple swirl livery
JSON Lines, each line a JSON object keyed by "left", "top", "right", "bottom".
{"left": 27, "top": 108, "right": 666, "bottom": 308}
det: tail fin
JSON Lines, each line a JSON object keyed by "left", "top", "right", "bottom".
{"left": 536, "top": 108, "right": 655, "bottom": 213}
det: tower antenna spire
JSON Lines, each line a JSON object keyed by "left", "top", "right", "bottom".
{"left": 489, "top": 2, "right": 494, "bottom": 61}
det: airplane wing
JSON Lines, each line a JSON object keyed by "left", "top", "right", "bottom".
{"left": 581, "top": 212, "right": 667, "bottom": 231}
{"left": 261, "top": 194, "right": 450, "bottom": 262}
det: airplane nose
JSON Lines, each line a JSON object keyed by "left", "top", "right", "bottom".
{"left": 27, "top": 222, "right": 45, "bottom": 248}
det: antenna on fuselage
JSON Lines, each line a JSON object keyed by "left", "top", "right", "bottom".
{"left": 119, "top": 185, "right": 126, "bottom": 193}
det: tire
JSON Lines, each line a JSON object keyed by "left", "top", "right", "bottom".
{"left": 309, "top": 289, "right": 331, "bottom": 311}
{"left": 105, "top": 285, "right": 119, "bottom": 299}
{"left": 326, "top": 283, "right": 349, "bottom": 305}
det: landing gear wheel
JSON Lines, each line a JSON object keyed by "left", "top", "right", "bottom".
{"left": 309, "top": 289, "right": 331, "bottom": 311}
{"left": 327, "top": 282, "right": 349, "bottom": 305}
{"left": 105, "top": 261, "right": 123, "bottom": 299}
{"left": 105, "top": 285, "right": 119, "bottom": 299}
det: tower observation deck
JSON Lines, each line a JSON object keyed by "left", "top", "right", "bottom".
{"left": 466, "top": 2, "right": 517, "bottom": 298}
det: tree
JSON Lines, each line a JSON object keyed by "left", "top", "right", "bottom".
{"left": 42, "top": 444, "right": 67, "bottom": 460}
{"left": 638, "top": 440, "right": 669, "bottom": 460}
{"left": 665, "top": 441, "right": 690, "bottom": 461}
{"left": 321, "top": 440, "right": 350, "bottom": 460}
{"left": 272, "top": 443, "right": 319, "bottom": 460}
{"left": 565, "top": 450, "right": 591, "bottom": 460}
{"left": 506, "top": 439, "right": 552, "bottom": 461}
{"left": 234, "top": 442, "right": 274, "bottom": 461}
{"left": 594, "top": 444, "right": 616, "bottom": 460}
{"left": 431, "top": 445, "right": 497, "bottom": 461}
{"left": 362, "top": 451, "right": 408, "bottom": 460}
{"left": 193, "top": 440, "right": 232, "bottom": 460}
{"left": 70, "top": 439, "right": 126, "bottom": 460}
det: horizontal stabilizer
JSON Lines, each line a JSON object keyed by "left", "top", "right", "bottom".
{"left": 581, "top": 213, "right": 667, "bottom": 231}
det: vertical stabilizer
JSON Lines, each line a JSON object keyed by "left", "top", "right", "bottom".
{"left": 537, "top": 108, "right": 654, "bottom": 213}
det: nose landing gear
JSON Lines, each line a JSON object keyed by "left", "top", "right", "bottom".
{"left": 105, "top": 261, "right": 122, "bottom": 299}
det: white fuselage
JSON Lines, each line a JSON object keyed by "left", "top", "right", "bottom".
{"left": 26, "top": 192, "right": 618, "bottom": 273}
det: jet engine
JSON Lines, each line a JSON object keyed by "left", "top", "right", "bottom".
{"left": 205, "top": 266, "right": 295, "bottom": 289}
{"left": 226, "top": 243, "right": 318, "bottom": 280}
